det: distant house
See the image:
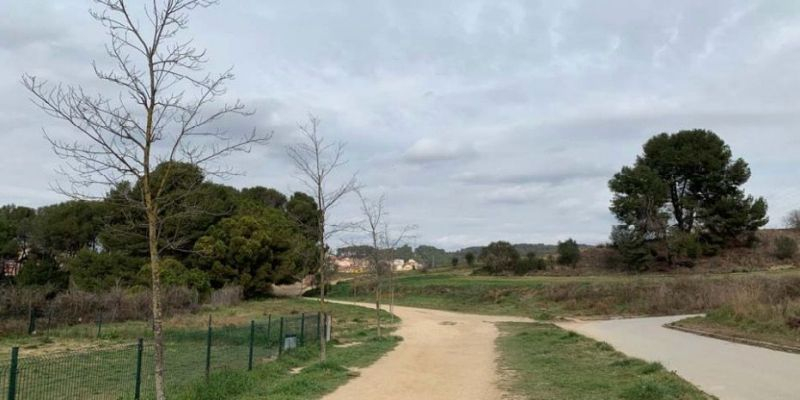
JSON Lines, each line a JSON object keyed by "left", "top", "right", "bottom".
{"left": 3, "top": 260, "right": 21, "bottom": 277}
{"left": 332, "top": 256, "right": 369, "bottom": 273}
{"left": 392, "top": 259, "right": 423, "bottom": 272}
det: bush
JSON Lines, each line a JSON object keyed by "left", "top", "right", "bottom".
{"left": 210, "top": 286, "right": 243, "bottom": 307}
{"left": 0, "top": 285, "right": 205, "bottom": 334}
{"left": 17, "top": 252, "right": 69, "bottom": 289}
{"left": 67, "top": 249, "right": 145, "bottom": 291}
{"left": 556, "top": 239, "right": 581, "bottom": 267}
{"left": 786, "top": 210, "right": 800, "bottom": 230}
{"left": 479, "top": 241, "right": 520, "bottom": 274}
{"left": 775, "top": 237, "right": 798, "bottom": 261}
{"left": 610, "top": 226, "right": 651, "bottom": 271}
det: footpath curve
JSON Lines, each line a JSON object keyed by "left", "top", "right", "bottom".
{"left": 558, "top": 315, "right": 800, "bottom": 400}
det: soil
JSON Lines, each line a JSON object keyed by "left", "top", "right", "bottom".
{"left": 323, "top": 301, "right": 531, "bottom": 400}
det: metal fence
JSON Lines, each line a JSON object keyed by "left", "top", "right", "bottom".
{"left": 0, "top": 312, "right": 332, "bottom": 400}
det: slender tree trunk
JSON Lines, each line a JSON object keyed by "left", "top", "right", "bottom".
{"left": 390, "top": 271, "right": 395, "bottom": 324}
{"left": 145, "top": 197, "right": 166, "bottom": 400}
{"left": 318, "top": 238, "right": 327, "bottom": 362}
{"left": 376, "top": 279, "right": 382, "bottom": 337}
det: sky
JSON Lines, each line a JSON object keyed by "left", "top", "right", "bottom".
{"left": 1, "top": 0, "right": 799, "bottom": 250}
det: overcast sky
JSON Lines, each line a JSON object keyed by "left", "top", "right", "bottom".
{"left": 1, "top": 1, "right": 799, "bottom": 250}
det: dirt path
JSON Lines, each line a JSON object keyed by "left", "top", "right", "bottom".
{"left": 323, "top": 301, "right": 531, "bottom": 400}
{"left": 558, "top": 315, "right": 800, "bottom": 400}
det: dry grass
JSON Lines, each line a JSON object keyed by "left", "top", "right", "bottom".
{"left": 536, "top": 273, "right": 800, "bottom": 317}
{"left": 328, "top": 269, "right": 800, "bottom": 319}
{"left": 0, "top": 286, "right": 237, "bottom": 336}
{"left": 672, "top": 287, "right": 800, "bottom": 349}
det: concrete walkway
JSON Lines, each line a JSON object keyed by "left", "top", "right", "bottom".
{"left": 558, "top": 315, "right": 800, "bottom": 400}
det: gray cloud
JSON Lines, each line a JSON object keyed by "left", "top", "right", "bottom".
{"left": 403, "top": 137, "right": 476, "bottom": 163}
{"left": 1, "top": 0, "right": 799, "bottom": 250}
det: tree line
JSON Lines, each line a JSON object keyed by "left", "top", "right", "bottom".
{"left": 0, "top": 162, "right": 320, "bottom": 298}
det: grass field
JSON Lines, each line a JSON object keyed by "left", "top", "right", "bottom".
{"left": 0, "top": 298, "right": 399, "bottom": 399}
{"left": 178, "top": 334, "right": 400, "bottom": 400}
{"left": 672, "top": 302, "right": 800, "bottom": 351}
{"left": 328, "top": 268, "right": 800, "bottom": 320}
{"left": 497, "top": 323, "right": 711, "bottom": 400}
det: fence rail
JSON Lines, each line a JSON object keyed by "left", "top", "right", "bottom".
{"left": 1, "top": 313, "right": 332, "bottom": 400}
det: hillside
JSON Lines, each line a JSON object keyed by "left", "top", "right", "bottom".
{"left": 577, "top": 228, "right": 800, "bottom": 272}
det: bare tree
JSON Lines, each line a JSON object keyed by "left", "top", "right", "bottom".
{"left": 357, "top": 191, "right": 414, "bottom": 337}
{"left": 287, "top": 116, "right": 357, "bottom": 361}
{"left": 22, "top": 1, "right": 267, "bottom": 398}
{"left": 786, "top": 209, "right": 800, "bottom": 231}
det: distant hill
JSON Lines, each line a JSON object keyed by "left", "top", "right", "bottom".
{"left": 454, "top": 243, "right": 589, "bottom": 258}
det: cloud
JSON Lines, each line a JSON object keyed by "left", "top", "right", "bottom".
{"left": 1, "top": 0, "right": 799, "bottom": 250}
{"left": 403, "top": 137, "right": 476, "bottom": 164}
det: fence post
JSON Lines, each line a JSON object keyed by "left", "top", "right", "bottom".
{"left": 300, "top": 313, "right": 305, "bottom": 346}
{"left": 317, "top": 312, "right": 321, "bottom": 342}
{"left": 134, "top": 339, "right": 143, "bottom": 400}
{"left": 96, "top": 313, "right": 103, "bottom": 338}
{"left": 278, "top": 317, "right": 284, "bottom": 357}
{"left": 7, "top": 347, "right": 19, "bottom": 400}
{"left": 27, "top": 306, "right": 35, "bottom": 335}
{"left": 265, "top": 314, "right": 271, "bottom": 349}
{"left": 205, "top": 315, "right": 212, "bottom": 381}
{"left": 248, "top": 320, "right": 255, "bottom": 371}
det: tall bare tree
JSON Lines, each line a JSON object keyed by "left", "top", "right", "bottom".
{"left": 786, "top": 209, "right": 800, "bottom": 231}
{"left": 357, "top": 191, "right": 414, "bottom": 337}
{"left": 287, "top": 116, "right": 357, "bottom": 361}
{"left": 22, "top": 1, "right": 267, "bottom": 398}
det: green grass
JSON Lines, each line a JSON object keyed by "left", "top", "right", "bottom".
{"left": 496, "top": 323, "right": 711, "bottom": 400}
{"left": 329, "top": 269, "right": 800, "bottom": 319}
{"left": 0, "top": 298, "right": 399, "bottom": 399}
{"left": 177, "top": 335, "right": 400, "bottom": 400}
{"left": 672, "top": 303, "right": 800, "bottom": 350}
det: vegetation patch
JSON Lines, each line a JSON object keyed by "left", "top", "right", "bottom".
{"left": 672, "top": 300, "right": 800, "bottom": 351}
{"left": 329, "top": 269, "right": 800, "bottom": 320}
{"left": 496, "top": 322, "right": 710, "bottom": 400}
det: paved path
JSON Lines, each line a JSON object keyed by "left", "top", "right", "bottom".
{"left": 558, "top": 315, "right": 800, "bottom": 400}
{"left": 323, "top": 301, "right": 531, "bottom": 400}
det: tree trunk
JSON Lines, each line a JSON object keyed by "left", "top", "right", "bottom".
{"left": 376, "top": 281, "right": 382, "bottom": 337}
{"left": 390, "top": 272, "right": 395, "bottom": 324}
{"left": 145, "top": 202, "right": 166, "bottom": 400}
{"left": 318, "top": 244, "right": 327, "bottom": 362}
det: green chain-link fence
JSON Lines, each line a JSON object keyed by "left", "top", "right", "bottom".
{"left": 1, "top": 313, "right": 331, "bottom": 399}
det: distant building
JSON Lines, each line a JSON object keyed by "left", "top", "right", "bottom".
{"left": 3, "top": 260, "right": 21, "bottom": 277}
{"left": 332, "top": 256, "right": 370, "bottom": 273}
{"left": 392, "top": 259, "right": 423, "bottom": 272}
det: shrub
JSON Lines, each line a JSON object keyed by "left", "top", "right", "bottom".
{"left": 67, "top": 249, "right": 145, "bottom": 291}
{"left": 479, "top": 241, "right": 520, "bottom": 274}
{"left": 210, "top": 286, "right": 243, "bottom": 307}
{"left": 0, "top": 285, "right": 204, "bottom": 334}
{"left": 610, "top": 226, "right": 651, "bottom": 271}
{"left": 17, "top": 252, "right": 69, "bottom": 289}
{"left": 464, "top": 252, "right": 475, "bottom": 267}
{"left": 556, "top": 239, "right": 581, "bottom": 267}
{"left": 786, "top": 209, "right": 800, "bottom": 230}
{"left": 775, "top": 237, "right": 798, "bottom": 261}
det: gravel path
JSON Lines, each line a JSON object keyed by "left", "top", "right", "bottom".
{"left": 558, "top": 315, "right": 800, "bottom": 400}
{"left": 322, "top": 301, "right": 530, "bottom": 400}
